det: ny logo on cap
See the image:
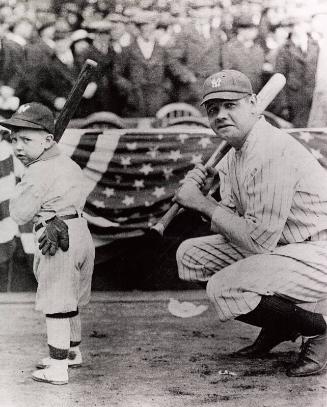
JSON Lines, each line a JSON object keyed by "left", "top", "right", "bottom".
{"left": 18, "top": 104, "right": 30, "bottom": 113}
{"left": 211, "top": 77, "right": 222, "bottom": 88}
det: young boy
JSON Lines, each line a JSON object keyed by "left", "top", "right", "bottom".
{"left": 2, "top": 103, "right": 95, "bottom": 385}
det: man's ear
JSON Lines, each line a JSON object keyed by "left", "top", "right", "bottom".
{"left": 44, "top": 133, "right": 54, "bottom": 148}
{"left": 249, "top": 94, "right": 257, "bottom": 105}
{"left": 249, "top": 94, "right": 258, "bottom": 115}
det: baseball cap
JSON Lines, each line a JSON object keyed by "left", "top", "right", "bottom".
{"left": 1, "top": 103, "right": 55, "bottom": 134}
{"left": 201, "top": 70, "right": 253, "bottom": 105}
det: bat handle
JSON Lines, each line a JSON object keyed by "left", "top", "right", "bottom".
{"left": 152, "top": 141, "right": 232, "bottom": 235}
{"left": 54, "top": 59, "right": 98, "bottom": 142}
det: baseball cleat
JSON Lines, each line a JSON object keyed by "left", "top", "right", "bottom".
{"left": 36, "top": 349, "right": 82, "bottom": 369}
{"left": 32, "top": 365, "right": 68, "bottom": 385}
{"left": 287, "top": 330, "right": 327, "bottom": 377}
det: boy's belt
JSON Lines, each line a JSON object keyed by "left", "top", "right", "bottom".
{"left": 34, "top": 213, "right": 82, "bottom": 232}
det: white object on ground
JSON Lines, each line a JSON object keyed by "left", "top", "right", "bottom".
{"left": 168, "top": 298, "right": 208, "bottom": 318}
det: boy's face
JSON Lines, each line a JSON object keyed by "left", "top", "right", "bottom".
{"left": 10, "top": 128, "right": 53, "bottom": 165}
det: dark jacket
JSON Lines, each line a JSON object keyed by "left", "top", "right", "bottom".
{"left": 115, "top": 39, "right": 188, "bottom": 117}
{"left": 221, "top": 38, "right": 266, "bottom": 94}
{"left": 169, "top": 25, "right": 225, "bottom": 107}
{"left": 24, "top": 43, "right": 76, "bottom": 110}
{"left": 0, "top": 38, "right": 26, "bottom": 94}
{"left": 273, "top": 37, "right": 319, "bottom": 127}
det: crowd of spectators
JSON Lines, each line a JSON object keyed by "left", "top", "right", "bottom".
{"left": 0, "top": 0, "right": 326, "bottom": 127}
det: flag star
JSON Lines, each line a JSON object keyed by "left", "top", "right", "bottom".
{"left": 178, "top": 133, "right": 189, "bottom": 143}
{"left": 163, "top": 167, "right": 173, "bottom": 180}
{"left": 169, "top": 150, "right": 182, "bottom": 161}
{"left": 121, "top": 156, "right": 132, "bottom": 167}
{"left": 191, "top": 154, "right": 203, "bottom": 164}
{"left": 299, "top": 132, "right": 314, "bottom": 143}
{"left": 126, "top": 142, "right": 137, "bottom": 150}
{"left": 152, "top": 186, "right": 166, "bottom": 198}
{"left": 157, "top": 134, "right": 164, "bottom": 140}
{"left": 140, "top": 163, "right": 154, "bottom": 175}
{"left": 92, "top": 200, "right": 105, "bottom": 208}
{"left": 133, "top": 179, "right": 145, "bottom": 189}
{"left": 198, "top": 137, "right": 212, "bottom": 148}
{"left": 147, "top": 146, "right": 159, "bottom": 159}
{"left": 310, "top": 148, "right": 323, "bottom": 160}
{"left": 144, "top": 200, "right": 151, "bottom": 207}
{"left": 103, "top": 187, "right": 115, "bottom": 198}
{"left": 122, "top": 195, "right": 135, "bottom": 206}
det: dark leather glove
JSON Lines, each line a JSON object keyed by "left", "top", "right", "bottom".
{"left": 38, "top": 216, "right": 69, "bottom": 256}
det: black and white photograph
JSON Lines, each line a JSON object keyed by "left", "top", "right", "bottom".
{"left": 0, "top": 0, "right": 327, "bottom": 406}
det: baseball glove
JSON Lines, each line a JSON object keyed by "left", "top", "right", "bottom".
{"left": 38, "top": 216, "right": 69, "bottom": 256}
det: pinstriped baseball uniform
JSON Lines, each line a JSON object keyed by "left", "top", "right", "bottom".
{"left": 10, "top": 143, "right": 95, "bottom": 314}
{"left": 177, "top": 117, "right": 327, "bottom": 321}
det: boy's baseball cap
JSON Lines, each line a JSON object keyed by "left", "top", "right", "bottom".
{"left": 1, "top": 103, "right": 55, "bottom": 134}
{"left": 201, "top": 70, "right": 253, "bottom": 105}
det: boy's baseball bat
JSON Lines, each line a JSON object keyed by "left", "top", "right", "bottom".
{"left": 54, "top": 59, "right": 98, "bottom": 142}
{"left": 152, "top": 73, "right": 286, "bottom": 235}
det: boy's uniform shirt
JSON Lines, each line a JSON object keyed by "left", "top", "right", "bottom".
{"left": 10, "top": 143, "right": 86, "bottom": 226}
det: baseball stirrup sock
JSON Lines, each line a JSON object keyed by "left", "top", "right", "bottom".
{"left": 70, "top": 312, "right": 81, "bottom": 347}
{"left": 236, "top": 295, "right": 326, "bottom": 336}
{"left": 46, "top": 317, "right": 70, "bottom": 359}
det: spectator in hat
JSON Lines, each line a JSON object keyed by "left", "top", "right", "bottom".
{"left": 60, "top": 2, "right": 83, "bottom": 31}
{"left": 25, "top": 21, "right": 56, "bottom": 68}
{"left": 24, "top": 23, "right": 76, "bottom": 113}
{"left": 114, "top": 10, "right": 194, "bottom": 117}
{"left": 274, "top": 17, "right": 319, "bottom": 127}
{"left": 69, "top": 29, "right": 111, "bottom": 118}
{"left": 167, "top": 2, "right": 226, "bottom": 108}
{"left": 221, "top": 15, "right": 265, "bottom": 94}
{"left": 6, "top": 17, "right": 35, "bottom": 47}
{"left": 0, "top": 16, "right": 26, "bottom": 111}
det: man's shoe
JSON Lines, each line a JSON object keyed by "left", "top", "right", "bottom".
{"left": 36, "top": 349, "right": 82, "bottom": 369}
{"left": 32, "top": 360, "right": 68, "bottom": 385}
{"left": 234, "top": 328, "right": 299, "bottom": 357}
{"left": 287, "top": 331, "right": 327, "bottom": 377}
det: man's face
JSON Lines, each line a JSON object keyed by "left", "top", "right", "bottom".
{"left": 10, "top": 128, "right": 52, "bottom": 165}
{"left": 139, "top": 22, "right": 155, "bottom": 41}
{"left": 205, "top": 95, "right": 257, "bottom": 149}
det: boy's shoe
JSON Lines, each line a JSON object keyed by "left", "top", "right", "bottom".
{"left": 36, "top": 349, "right": 82, "bottom": 369}
{"left": 32, "top": 360, "right": 68, "bottom": 385}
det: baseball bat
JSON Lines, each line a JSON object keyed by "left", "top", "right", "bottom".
{"left": 54, "top": 59, "right": 98, "bottom": 142}
{"left": 152, "top": 73, "right": 286, "bottom": 235}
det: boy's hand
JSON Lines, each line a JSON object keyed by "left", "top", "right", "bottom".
{"left": 38, "top": 217, "right": 69, "bottom": 256}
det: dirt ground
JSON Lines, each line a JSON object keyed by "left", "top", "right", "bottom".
{"left": 0, "top": 290, "right": 326, "bottom": 407}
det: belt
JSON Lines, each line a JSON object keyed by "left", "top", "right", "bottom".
{"left": 34, "top": 213, "right": 82, "bottom": 232}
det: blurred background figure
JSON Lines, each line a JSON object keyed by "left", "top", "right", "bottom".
{"left": 59, "top": 2, "right": 83, "bottom": 31}
{"left": 70, "top": 28, "right": 109, "bottom": 118}
{"left": 307, "top": 10, "right": 327, "bottom": 128}
{"left": 274, "top": 16, "right": 319, "bottom": 127}
{"left": 25, "top": 20, "right": 75, "bottom": 113}
{"left": 0, "top": 16, "right": 25, "bottom": 116}
{"left": 114, "top": 10, "right": 193, "bottom": 117}
{"left": 6, "top": 17, "right": 35, "bottom": 47}
{"left": 221, "top": 14, "right": 265, "bottom": 94}
{"left": 168, "top": 0, "right": 225, "bottom": 109}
